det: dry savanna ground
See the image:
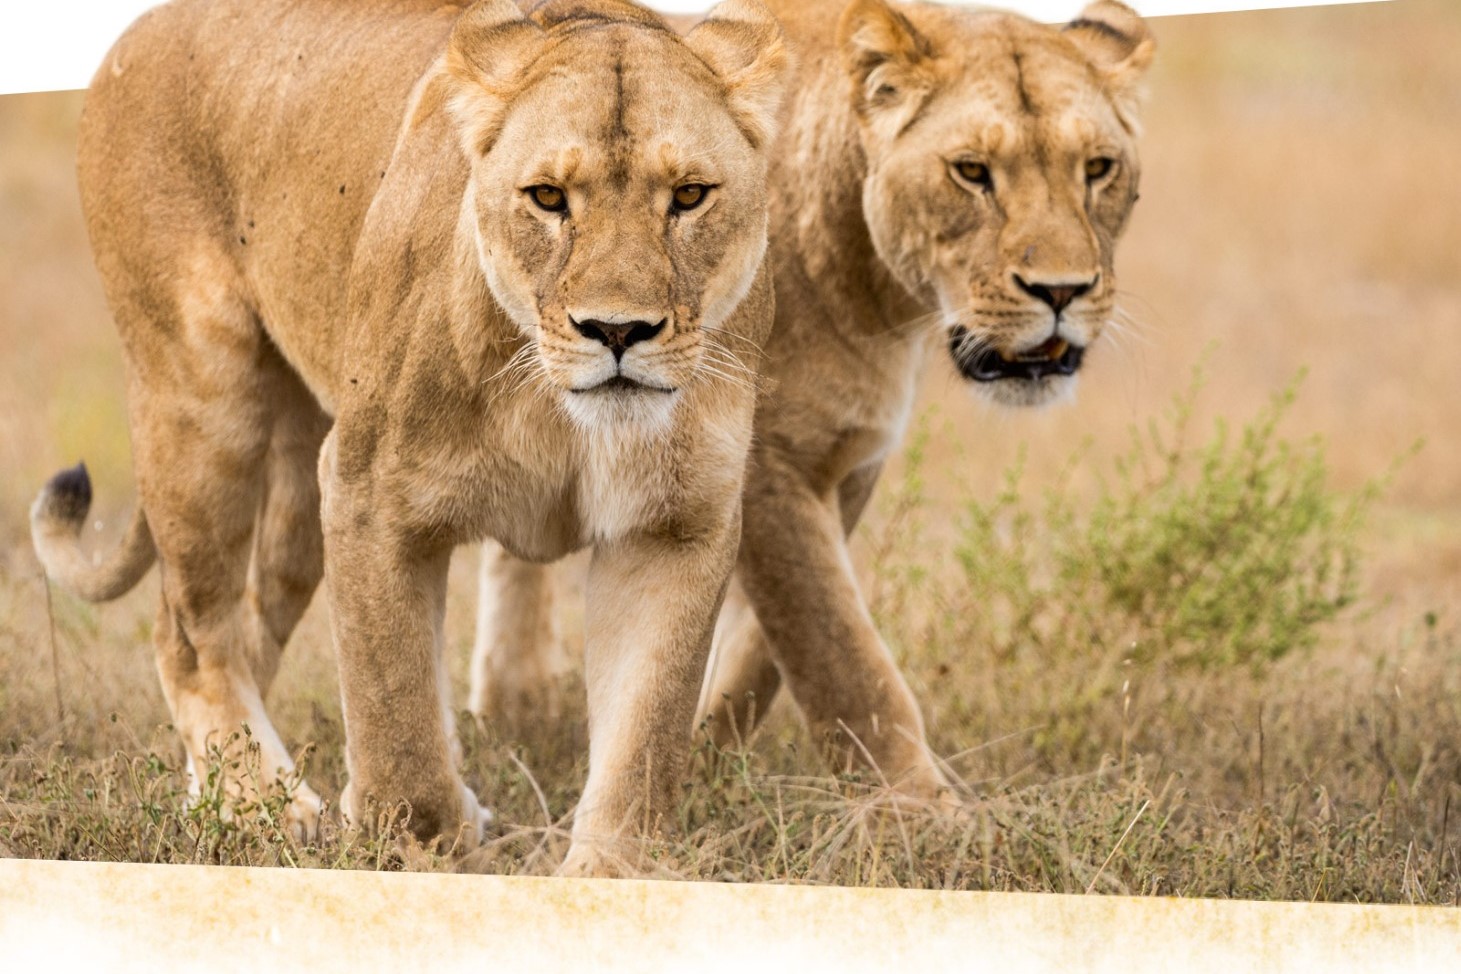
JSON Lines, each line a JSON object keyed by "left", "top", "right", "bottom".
{"left": 2, "top": 2, "right": 1459, "bottom": 902}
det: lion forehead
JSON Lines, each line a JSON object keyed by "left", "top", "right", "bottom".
{"left": 496, "top": 41, "right": 747, "bottom": 181}
{"left": 916, "top": 50, "right": 1129, "bottom": 161}
{"left": 517, "top": 29, "right": 725, "bottom": 127}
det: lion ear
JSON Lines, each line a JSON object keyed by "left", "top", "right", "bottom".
{"left": 685, "top": 0, "right": 792, "bottom": 150}
{"left": 443, "top": 0, "right": 547, "bottom": 157}
{"left": 1064, "top": 1, "right": 1155, "bottom": 131}
{"left": 837, "top": 0, "right": 935, "bottom": 131}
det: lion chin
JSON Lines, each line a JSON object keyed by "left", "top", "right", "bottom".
{"left": 562, "top": 378, "right": 682, "bottom": 436}
{"left": 971, "top": 370, "right": 1082, "bottom": 410}
{"left": 948, "top": 324, "right": 1088, "bottom": 409}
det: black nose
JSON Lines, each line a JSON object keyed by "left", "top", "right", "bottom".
{"left": 571, "top": 317, "right": 666, "bottom": 360}
{"left": 1013, "top": 275, "right": 1096, "bottom": 315}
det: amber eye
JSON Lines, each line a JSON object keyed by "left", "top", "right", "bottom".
{"left": 1085, "top": 157, "right": 1117, "bottom": 182}
{"left": 671, "top": 184, "right": 711, "bottom": 212}
{"left": 527, "top": 185, "right": 567, "bottom": 213}
{"left": 953, "top": 160, "right": 992, "bottom": 188}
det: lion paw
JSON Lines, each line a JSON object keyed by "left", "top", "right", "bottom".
{"left": 461, "top": 784, "right": 496, "bottom": 847}
{"left": 284, "top": 782, "right": 325, "bottom": 844}
{"left": 557, "top": 843, "right": 632, "bottom": 879}
{"left": 339, "top": 779, "right": 494, "bottom": 854}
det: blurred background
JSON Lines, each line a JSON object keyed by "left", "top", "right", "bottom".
{"left": 0, "top": 0, "right": 1458, "bottom": 893}
{"left": 6, "top": 0, "right": 1455, "bottom": 642}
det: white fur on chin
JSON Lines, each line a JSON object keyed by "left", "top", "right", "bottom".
{"left": 972, "top": 372, "right": 1080, "bottom": 410}
{"left": 561, "top": 386, "right": 681, "bottom": 439}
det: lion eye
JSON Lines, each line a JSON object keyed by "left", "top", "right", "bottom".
{"left": 1085, "top": 157, "right": 1117, "bottom": 182}
{"left": 671, "top": 184, "right": 711, "bottom": 213}
{"left": 954, "top": 160, "right": 992, "bottom": 188}
{"left": 526, "top": 185, "right": 567, "bottom": 213}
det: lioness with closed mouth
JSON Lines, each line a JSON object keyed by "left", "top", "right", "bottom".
{"left": 474, "top": 0, "right": 1154, "bottom": 803}
{"left": 30, "top": 0, "right": 788, "bottom": 875}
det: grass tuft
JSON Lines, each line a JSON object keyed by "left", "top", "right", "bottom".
{"left": 880, "top": 360, "right": 1409, "bottom": 683}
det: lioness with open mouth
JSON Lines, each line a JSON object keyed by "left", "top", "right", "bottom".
{"left": 474, "top": 0, "right": 1154, "bottom": 803}
{"left": 30, "top": 0, "right": 788, "bottom": 875}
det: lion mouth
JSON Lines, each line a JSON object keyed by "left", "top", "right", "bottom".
{"left": 950, "top": 327, "right": 1085, "bottom": 382}
{"left": 569, "top": 375, "right": 676, "bottom": 394}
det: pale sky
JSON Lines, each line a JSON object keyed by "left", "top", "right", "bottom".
{"left": 0, "top": 1, "right": 1389, "bottom": 97}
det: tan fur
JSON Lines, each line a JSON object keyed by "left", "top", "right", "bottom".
{"left": 470, "top": 540, "right": 570, "bottom": 722}
{"left": 30, "top": 0, "right": 788, "bottom": 875}
{"left": 473, "top": 0, "right": 1153, "bottom": 802}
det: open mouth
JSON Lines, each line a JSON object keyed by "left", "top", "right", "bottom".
{"left": 950, "top": 327, "right": 1085, "bottom": 382}
{"left": 569, "top": 375, "right": 676, "bottom": 394}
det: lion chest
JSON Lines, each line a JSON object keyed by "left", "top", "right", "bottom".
{"left": 459, "top": 442, "right": 671, "bottom": 563}
{"left": 571, "top": 438, "right": 673, "bottom": 546}
{"left": 478, "top": 482, "right": 586, "bottom": 564}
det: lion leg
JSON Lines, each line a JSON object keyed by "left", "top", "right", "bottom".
{"left": 559, "top": 522, "right": 737, "bottom": 877}
{"left": 736, "top": 459, "right": 949, "bottom": 800}
{"left": 228, "top": 368, "right": 332, "bottom": 838}
{"left": 696, "top": 581, "right": 781, "bottom": 748}
{"left": 245, "top": 368, "right": 331, "bottom": 698}
{"left": 467, "top": 542, "right": 571, "bottom": 729}
{"left": 320, "top": 429, "right": 490, "bottom": 850}
{"left": 120, "top": 270, "right": 324, "bottom": 840}
{"left": 696, "top": 462, "right": 884, "bottom": 748}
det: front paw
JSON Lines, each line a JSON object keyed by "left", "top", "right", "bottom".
{"left": 460, "top": 783, "right": 495, "bottom": 848}
{"left": 339, "top": 778, "right": 494, "bottom": 854}
{"left": 283, "top": 780, "right": 325, "bottom": 844}
{"left": 558, "top": 840, "right": 638, "bottom": 879}
{"left": 888, "top": 762, "right": 972, "bottom": 820}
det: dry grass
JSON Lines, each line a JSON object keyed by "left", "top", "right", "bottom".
{"left": 2, "top": 2, "right": 1460, "bottom": 901}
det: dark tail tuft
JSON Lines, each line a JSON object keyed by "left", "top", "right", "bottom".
{"left": 41, "top": 461, "right": 93, "bottom": 523}
{"left": 31, "top": 461, "right": 155, "bottom": 602}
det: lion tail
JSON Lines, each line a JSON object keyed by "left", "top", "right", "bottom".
{"left": 30, "top": 461, "right": 156, "bottom": 602}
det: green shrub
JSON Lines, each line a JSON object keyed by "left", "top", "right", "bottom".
{"left": 886, "top": 360, "right": 1404, "bottom": 676}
